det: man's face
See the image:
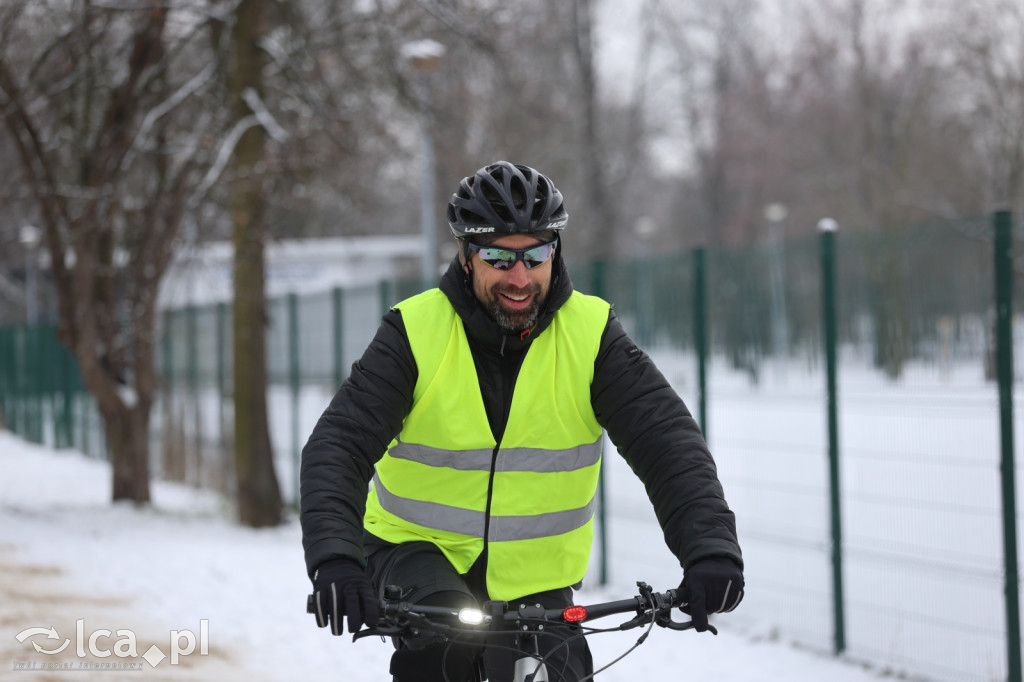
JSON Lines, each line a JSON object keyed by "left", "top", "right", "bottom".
{"left": 465, "top": 234, "right": 554, "bottom": 333}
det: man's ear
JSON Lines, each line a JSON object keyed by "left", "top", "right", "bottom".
{"left": 460, "top": 240, "right": 473, "bottom": 274}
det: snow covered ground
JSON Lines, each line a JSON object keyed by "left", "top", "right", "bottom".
{"left": 0, "top": 430, "right": 892, "bottom": 681}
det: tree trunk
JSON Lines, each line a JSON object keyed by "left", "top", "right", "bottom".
{"left": 232, "top": 192, "right": 283, "bottom": 526}
{"left": 571, "top": 0, "right": 615, "bottom": 259}
{"left": 102, "top": 401, "right": 152, "bottom": 502}
{"left": 74, "top": 341, "right": 152, "bottom": 503}
{"left": 230, "top": 0, "right": 282, "bottom": 527}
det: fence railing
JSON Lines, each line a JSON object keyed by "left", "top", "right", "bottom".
{"left": 0, "top": 211, "right": 1019, "bottom": 682}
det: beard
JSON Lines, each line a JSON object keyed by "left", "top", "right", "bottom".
{"left": 485, "top": 282, "right": 546, "bottom": 333}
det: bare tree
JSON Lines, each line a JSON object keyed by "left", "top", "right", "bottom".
{"left": 570, "top": 0, "right": 615, "bottom": 257}
{"left": 794, "top": 0, "right": 981, "bottom": 376}
{"left": 228, "top": 0, "right": 283, "bottom": 527}
{"left": 648, "top": 0, "right": 767, "bottom": 246}
{"left": 0, "top": 0, "right": 226, "bottom": 502}
{"left": 941, "top": 0, "right": 1024, "bottom": 216}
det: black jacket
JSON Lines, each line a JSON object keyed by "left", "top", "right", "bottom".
{"left": 300, "top": 254, "right": 742, "bottom": 578}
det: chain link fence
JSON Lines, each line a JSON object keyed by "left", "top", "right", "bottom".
{"left": 1, "top": 212, "right": 1020, "bottom": 682}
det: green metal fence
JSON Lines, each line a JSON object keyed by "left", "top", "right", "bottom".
{"left": 0, "top": 323, "right": 98, "bottom": 456}
{"left": 0, "top": 211, "right": 1020, "bottom": 682}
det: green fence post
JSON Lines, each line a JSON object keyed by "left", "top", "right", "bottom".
{"left": 20, "top": 325, "right": 30, "bottom": 440}
{"left": 333, "top": 287, "right": 345, "bottom": 390}
{"left": 288, "top": 293, "right": 301, "bottom": 508}
{"left": 81, "top": 389, "right": 90, "bottom": 457}
{"left": 0, "top": 327, "right": 14, "bottom": 433}
{"left": 35, "top": 325, "right": 48, "bottom": 444}
{"left": 24, "top": 325, "right": 37, "bottom": 442}
{"left": 21, "top": 326, "right": 30, "bottom": 439}
{"left": 693, "top": 247, "right": 708, "bottom": 441}
{"left": 186, "top": 303, "right": 200, "bottom": 483}
{"left": 28, "top": 325, "right": 42, "bottom": 442}
{"left": 161, "top": 309, "right": 174, "bottom": 473}
{"left": 162, "top": 309, "right": 174, "bottom": 389}
{"left": 60, "top": 348, "right": 69, "bottom": 449}
{"left": 591, "top": 258, "right": 609, "bottom": 587}
{"left": 819, "top": 218, "right": 846, "bottom": 655}
{"left": 379, "top": 280, "right": 392, "bottom": 318}
{"left": 20, "top": 325, "right": 29, "bottom": 440}
{"left": 216, "top": 302, "right": 228, "bottom": 463}
{"left": 46, "top": 326, "right": 60, "bottom": 447}
{"left": 0, "top": 328, "right": 8, "bottom": 428}
{"left": 54, "top": 331, "right": 69, "bottom": 448}
{"left": 995, "top": 208, "right": 1022, "bottom": 682}
{"left": 16, "top": 326, "right": 25, "bottom": 438}
{"left": 37, "top": 325, "right": 49, "bottom": 444}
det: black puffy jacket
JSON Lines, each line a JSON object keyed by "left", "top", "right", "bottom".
{"left": 300, "top": 254, "right": 742, "bottom": 579}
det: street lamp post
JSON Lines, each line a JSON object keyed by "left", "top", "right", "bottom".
{"left": 763, "top": 203, "right": 789, "bottom": 363}
{"left": 402, "top": 39, "right": 446, "bottom": 287}
{"left": 20, "top": 225, "right": 40, "bottom": 324}
{"left": 634, "top": 216, "right": 658, "bottom": 347}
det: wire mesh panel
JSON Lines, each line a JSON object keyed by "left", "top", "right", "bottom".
{"left": 154, "top": 304, "right": 232, "bottom": 489}
{"left": 266, "top": 297, "right": 291, "bottom": 386}
{"left": 703, "top": 236, "right": 836, "bottom": 651}
{"left": 296, "top": 291, "right": 335, "bottom": 388}
{"left": 0, "top": 324, "right": 85, "bottom": 450}
{"left": 699, "top": 219, "right": 1004, "bottom": 680}
{"left": 596, "top": 255, "right": 696, "bottom": 353}
{"left": 834, "top": 220, "right": 1003, "bottom": 682}
{"left": 340, "top": 283, "right": 388, "bottom": 377}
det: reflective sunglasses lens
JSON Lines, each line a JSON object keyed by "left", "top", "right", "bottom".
{"left": 522, "top": 243, "right": 556, "bottom": 268}
{"left": 471, "top": 241, "right": 557, "bottom": 270}
{"left": 479, "top": 249, "right": 517, "bottom": 269}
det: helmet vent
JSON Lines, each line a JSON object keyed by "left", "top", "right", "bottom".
{"left": 446, "top": 161, "right": 568, "bottom": 238}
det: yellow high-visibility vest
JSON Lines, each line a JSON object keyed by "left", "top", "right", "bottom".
{"left": 364, "top": 287, "right": 610, "bottom": 600}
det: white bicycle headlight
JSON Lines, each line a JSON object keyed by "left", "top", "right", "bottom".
{"left": 457, "top": 608, "right": 485, "bottom": 625}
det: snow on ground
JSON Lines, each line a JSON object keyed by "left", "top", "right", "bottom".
{"left": 1, "top": 430, "right": 891, "bottom": 681}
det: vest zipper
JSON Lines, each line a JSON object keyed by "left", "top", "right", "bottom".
{"left": 482, "top": 335, "right": 527, "bottom": 595}
{"left": 480, "top": 441, "right": 500, "bottom": 591}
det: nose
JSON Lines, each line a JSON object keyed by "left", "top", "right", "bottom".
{"left": 504, "top": 260, "right": 531, "bottom": 287}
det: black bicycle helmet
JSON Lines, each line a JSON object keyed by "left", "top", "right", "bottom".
{"left": 447, "top": 161, "right": 569, "bottom": 239}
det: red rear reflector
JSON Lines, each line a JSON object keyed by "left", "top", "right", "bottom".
{"left": 562, "top": 606, "right": 587, "bottom": 623}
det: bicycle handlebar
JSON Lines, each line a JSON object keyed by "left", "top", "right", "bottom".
{"left": 305, "top": 580, "right": 717, "bottom": 639}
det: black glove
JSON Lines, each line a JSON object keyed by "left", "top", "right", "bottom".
{"left": 312, "top": 558, "right": 380, "bottom": 635}
{"left": 679, "top": 557, "right": 744, "bottom": 632}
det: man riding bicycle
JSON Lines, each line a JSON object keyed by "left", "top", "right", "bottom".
{"left": 301, "top": 161, "right": 744, "bottom": 681}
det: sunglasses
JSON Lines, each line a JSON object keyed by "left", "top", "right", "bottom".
{"left": 466, "top": 240, "right": 558, "bottom": 270}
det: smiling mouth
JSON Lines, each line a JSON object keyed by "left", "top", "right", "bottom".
{"left": 497, "top": 289, "right": 536, "bottom": 310}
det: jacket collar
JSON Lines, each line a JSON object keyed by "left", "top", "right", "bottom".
{"left": 439, "top": 251, "right": 574, "bottom": 354}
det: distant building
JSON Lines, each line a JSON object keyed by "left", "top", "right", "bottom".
{"left": 158, "top": 235, "right": 422, "bottom": 309}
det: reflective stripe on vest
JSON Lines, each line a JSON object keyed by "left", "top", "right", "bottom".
{"left": 372, "top": 469, "right": 599, "bottom": 541}
{"left": 386, "top": 438, "right": 602, "bottom": 473}
{"left": 363, "top": 287, "right": 611, "bottom": 601}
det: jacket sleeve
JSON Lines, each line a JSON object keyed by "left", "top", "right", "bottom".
{"left": 591, "top": 310, "right": 742, "bottom": 570}
{"left": 300, "top": 309, "right": 416, "bottom": 578}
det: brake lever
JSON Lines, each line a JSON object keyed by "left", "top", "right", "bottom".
{"left": 656, "top": 611, "right": 718, "bottom": 635}
{"left": 619, "top": 607, "right": 719, "bottom": 635}
{"left": 618, "top": 613, "right": 650, "bottom": 631}
{"left": 352, "top": 625, "right": 403, "bottom": 642}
